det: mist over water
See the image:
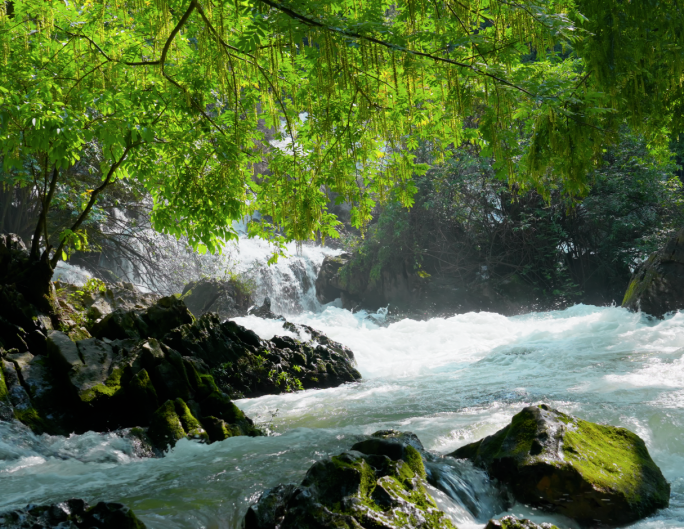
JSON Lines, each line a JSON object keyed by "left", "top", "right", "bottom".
{"left": 1, "top": 242, "right": 683, "bottom": 529}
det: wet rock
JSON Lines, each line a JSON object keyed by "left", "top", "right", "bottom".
{"left": 0, "top": 498, "right": 147, "bottom": 528}
{"left": 450, "top": 405, "right": 670, "bottom": 526}
{"left": 623, "top": 228, "right": 684, "bottom": 317}
{"left": 0, "top": 355, "right": 13, "bottom": 421}
{"left": 243, "top": 447, "right": 455, "bottom": 529}
{"left": 247, "top": 297, "right": 281, "bottom": 320}
{"left": 181, "top": 277, "right": 252, "bottom": 320}
{"left": 91, "top": 295, "right": 193, "bottom": 341}
{"left": 190, "top": 316, "right": 362, "bottom": 398}
{"left": 315, "top": 253, "right": 350, "bottom": 304}
{"left": 1, "top": 356, "right": 47, "bottom": 433}
{"left": 484, "top": 516, "right": 559, "bottom": 529}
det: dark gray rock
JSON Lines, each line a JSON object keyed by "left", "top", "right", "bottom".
{"left": 315, "top": 253, "right": 350, "bottom": 304}
{"left": 91, "top": 295, "right": 193, "bottom": 341}
{"left": 623, "top": 228, "right": 684, "bottom": 317}
{"left": 181, "top": 277, "right": 252, "bottom": 320}
{"left": 0, "top": 499, "right": 147, "bottom": 528}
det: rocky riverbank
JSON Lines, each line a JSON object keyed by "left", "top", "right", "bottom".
{"left": 0, "top": 234, "right": 361, "bottom": 453}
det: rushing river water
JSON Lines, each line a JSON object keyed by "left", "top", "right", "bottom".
{"left": 1, "top": 303, "right": 683, "bottom": 528}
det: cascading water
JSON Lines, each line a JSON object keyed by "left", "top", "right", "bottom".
{"left": 229, "top": 235, "right": 339, "bottom": 314}
{"left": 1, "top": 240, "right": 683, "bottom": 529}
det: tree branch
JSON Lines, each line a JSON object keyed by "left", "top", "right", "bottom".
{"left": 50, "top": 146, "right": 133, "bottom": 268}
{"left": 256, "top": 0, "right": 534, "bottom": 97}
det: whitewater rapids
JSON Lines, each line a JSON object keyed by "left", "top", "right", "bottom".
{"left": 0, "top": 303, "right": 682, "bottom": 528}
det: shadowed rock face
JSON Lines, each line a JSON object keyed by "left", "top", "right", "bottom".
{"left": 315, "top": 253, "right": 350, "bottom": 304}
{"left": 243, "top": 434, "right": 455, "bottom": 529}
{"left": 181, "top": 278, "right": 253, "bottom": 320}
{"left": 623, "top": 228, "right": 684, "bottom": 317}
{"left": 0, "top": 499, "right": 147, "bottom": 529}
{"left": 450, "top": 405, "right": 670, "bottom": 526}
{"left": 166, "top": 314, "right": 362, "bottom": 399}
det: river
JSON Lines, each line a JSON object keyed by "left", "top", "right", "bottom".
{"left": 3, "top": 245, "right": 684, "bottom": 529}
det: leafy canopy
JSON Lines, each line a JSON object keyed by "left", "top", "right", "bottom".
{"left": 1, "top": 0, "right": 682, "bottom": 256}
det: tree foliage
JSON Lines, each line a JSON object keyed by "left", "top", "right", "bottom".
{"left": 1, "top": 0, "right": 682, "bottom": 263}
{"left": 342, "top": 132, "right": 684, "bottom": 310}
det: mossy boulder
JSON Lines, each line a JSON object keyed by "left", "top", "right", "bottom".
{"left": 622, "top": 227, "right": 684, "bottom": 317}
{"left": 243, "top": 448, "right": 456, "bottom": 529}
{"left": 0, "top": 498, "right": 147, "bottom": 528}
{"left": 450, "top": 405, "right": 670, "bottom": 526}
{"left": 484, "top": 516, "right": 559, "bottom": 529}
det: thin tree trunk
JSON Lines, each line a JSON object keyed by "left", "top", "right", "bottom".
{"left": 30, "top": 166, "right": 59, "bottom": 262}
{"left": 50, "top": 146, "right": 131, "bottom": 268}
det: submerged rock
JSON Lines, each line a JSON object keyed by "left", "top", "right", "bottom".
{"left": 181, "top": 277, "right": 253, "bottom": 320}
{"left": 243, "top": 444, "right": 455, "bottom": 529}
{"left": 0, "top": 498, "right": 146, "bottom": 528}
{"left": 623, "top": 227, "right": 684, "bottom": 317}
{"left": 450, "top": 405, "right": 670, "bottom": 525}
{"left": 484, "top": 516, "right": 559, "bottom": 529}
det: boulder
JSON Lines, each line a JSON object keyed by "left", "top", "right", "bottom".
{"left": 53, "top": 280, "right": 160, "bottom": 324}
{"left": 41, "top": 329, "right": 261, "bottom": 445}
{"left": 315, "top": 253, "right": 350, "bottom": 304}
{"left": 484, "top": 516, "right": 559, "bottom": 529}
{"left": 450, "top": 405, "right": 670, "bottom": 526}
{"left": 243, "top": 446, "right": 455, "bottom": 529}
{"left": 0, "top": 498, "right": 147, "bottom": 528}
{"left": 623, "top": 227, "right": 684, "bottom": 317}
{"left": 247, "top": 297, "right": 281, "bottom": 320}
{"left": 173, "top": 316, "right": 362, "bottom": 399}
{"left": 90, "top": 295, "right": 193, "bottom": 341}
{"left": 1, "top": 356, "right": 47, "bottom": 433}
{"left": 181, "top": 277, "right": 253, "bottom": 320}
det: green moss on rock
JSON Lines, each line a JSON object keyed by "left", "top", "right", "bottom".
{"left": 147, "top": 400, "right": 187, "bottom": 450}
{"left": 484, "top": 516, "right": 560, "bottom": 529}
{"left": 244, "top": 449, "right": 456, "bottom": 529}
{"left": 451, "top": 405, "right": 670, "bottom": 526}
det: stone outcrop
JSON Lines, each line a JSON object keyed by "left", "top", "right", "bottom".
{"left": 0, "top": 499, "right": 146, "bottom": 528}
{"left": 243, "top": 432, "right": 455, "bottom": 529}
{"left": 91, "top": 295, "right": 193, "bottom": 341}
{"left": 450, "top": 405, "right": 670, "bottom": 526}
{"left": 54, "top": 280, "right": 160, "bottom": 324}
{"left": 181, "top": 277, "right": 253, "bottom": 320}
{"left": 0, "top": 259, "right": 361, "bottom": 451}
{"left": 247, "top": 297, "right": 281, "bottom": 319}
{"left": 40, "top": 330, "right": 261, "bottom": 449}
{"left": 484, "top": 517, "right": 559, "bottom": 529}
{"left": 623, "top": 228, "right": 684, "bottom": 317}
{"left": 315, "top": 253, "right": 351, "bottom": 304}
{"left": 164, "top": 313, "right": 362, "bottom": 399}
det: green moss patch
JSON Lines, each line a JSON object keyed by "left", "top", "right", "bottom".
{"left": 563, "top": 417, "right": 670, "bottom": 509}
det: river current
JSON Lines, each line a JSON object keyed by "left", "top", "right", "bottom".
{"left": 1, "top": 303, "right": 683, "bottom": 528}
